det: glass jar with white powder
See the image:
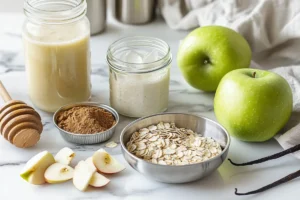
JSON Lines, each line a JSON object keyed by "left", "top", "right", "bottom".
{"left": 107, "top": 36, "right": 172, "bottom": 118}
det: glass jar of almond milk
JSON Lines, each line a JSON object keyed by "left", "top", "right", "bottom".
{"left": 107, "top": 36, "right": 172, "bottom": 118}
{"left": 23, "top": 0, "right": 91, "bottom": 112}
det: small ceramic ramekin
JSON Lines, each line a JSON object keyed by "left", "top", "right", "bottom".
{"left": 53, "top": 102, "right": 119, "bottom": 145}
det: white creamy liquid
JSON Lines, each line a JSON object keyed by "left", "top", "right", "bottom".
{"left": 23, "top": 20, "right": 91, "bottom": 112}
{"left": 110, "top": 67, "right": 170, "bottom": 117}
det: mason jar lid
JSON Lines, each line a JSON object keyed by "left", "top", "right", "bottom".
{"left": 107, "top": 36, "right": 172, "bottom": 74}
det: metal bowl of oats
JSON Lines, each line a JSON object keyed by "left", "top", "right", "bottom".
{"left": 120, "top": 113, "right": 230, "bottom": 183}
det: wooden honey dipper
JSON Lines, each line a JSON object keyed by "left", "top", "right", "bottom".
{"left": 0, "top": 81, "right": 43, "bottom": 148}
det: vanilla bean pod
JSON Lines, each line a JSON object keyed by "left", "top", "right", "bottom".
{"left": 235, "top": 169, "right": 300, "bottom": 195}
{"left": 228, "top": 144, "right": 300, "bottom": 166}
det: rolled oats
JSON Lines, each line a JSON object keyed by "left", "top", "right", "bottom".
{"left": 126, "top": 122, "right": 222, "bottom": 166}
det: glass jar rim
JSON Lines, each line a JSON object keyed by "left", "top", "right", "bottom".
{"left": 107, "top": 36, "right": 172, "bottom": 74}
{"left": 24, "top": 0, "right": 86, "bottom": 24}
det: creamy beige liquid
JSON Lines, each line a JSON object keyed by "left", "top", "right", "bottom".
{"left": 23, "top": 24, "right": 91, "bottom": 112}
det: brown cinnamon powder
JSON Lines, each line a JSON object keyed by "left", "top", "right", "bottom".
{"left": 57, "top": 106, "right": 115, "bottom": 134}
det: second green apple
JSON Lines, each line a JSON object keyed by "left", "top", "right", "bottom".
{"left": 214, "top": 68, "right": 293, "bottom": 142}
{"left": 177, "top": 26, "right": 251, "bottom": 91}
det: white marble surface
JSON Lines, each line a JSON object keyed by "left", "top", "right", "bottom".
{"left": 0, "top": 12, "right": 300, "bottom": 200}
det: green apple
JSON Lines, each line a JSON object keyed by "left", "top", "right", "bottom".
{"left": 20, "top": 151, "right": 55, "bottom": 185}
{"left": 214, "top": 68, "right": 293, "bottom": 142}
{"left": 177, "top": 25, "right": 252, "bottom": 91}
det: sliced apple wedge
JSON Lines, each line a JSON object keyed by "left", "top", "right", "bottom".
{"left": 89, "top": 172, "right": 110, "bottom": 187}
{"left": 54, "top": 147, "right": 75, "bottom": 165}
{"left": 44, "top": 163, "right": 74, "bottom": 183}
{"left": 20, "top": 151, "right": 55, "bottom": 185}
{"left": 92, "top": 149, "right": 125, "bottom": 174}
{"left": 73, "top": 161, "right": 96, "bottom": 191}
{"left": 85, "top": 157, "right": 97, "bottom": 172}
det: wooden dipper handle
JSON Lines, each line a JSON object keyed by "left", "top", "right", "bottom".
{"left": 0, "top": 81, "right": 12, "bottom": 102}
{"left": 0, "top": 81, "right": 42, "bottom": 148}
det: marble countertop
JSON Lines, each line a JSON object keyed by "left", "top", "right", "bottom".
{"left": 0, "top": 12, "right": 300, "bottom": 200}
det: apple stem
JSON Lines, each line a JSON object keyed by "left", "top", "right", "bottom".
{"left": 235, "top": 169, "right": 300, "bottom": 195}
{"left": 253, "top": 72, "right": 256, "bottom": 78}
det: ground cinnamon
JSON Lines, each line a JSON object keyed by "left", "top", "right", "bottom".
{"left": 57, "top": 106, "right": 115, "bottom": 134}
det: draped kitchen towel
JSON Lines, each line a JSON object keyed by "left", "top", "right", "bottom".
{"left": 159, "top": 0, "right": 300, "bottom": 158}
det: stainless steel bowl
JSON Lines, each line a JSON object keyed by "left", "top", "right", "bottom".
{"left": 53, "top": 102, "right": 119, "bottom": 145}
{"left": 120, "top": 113, "right": 230, "bottom": 183}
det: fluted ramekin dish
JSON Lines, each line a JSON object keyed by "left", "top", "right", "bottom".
{"left": 53, "top": 102, "right": 119, "bottom": 145}
{"left": 120, "top": 113, "right": 230, "bottom": 183}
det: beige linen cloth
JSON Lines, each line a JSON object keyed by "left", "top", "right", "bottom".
{"left": 159, "top": 0, "right": 300, "bottom": 157}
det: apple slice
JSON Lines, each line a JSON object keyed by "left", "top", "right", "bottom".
{"left": 92, "top": 149, "right": 125, "bottom": 174}
{"left": 73, "top": 161, "right": 96, "bottom": 191}
{"left": 85, "top": 157, "right": 97, "bottom": 172}
{"left": 54, "top": 147, "right": 75, "bottom": 165}
{"left": 20, "top": 151, "right": 55, "bottom": 185}
{"left": 44, "top": 163, "right": 74, "bottom": 183}
{"left": 89, "top": 172, "right": 110, "bottom": 187}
